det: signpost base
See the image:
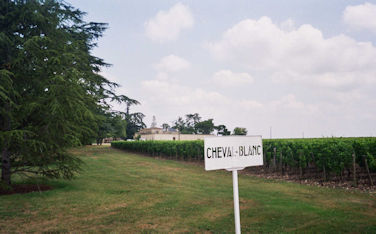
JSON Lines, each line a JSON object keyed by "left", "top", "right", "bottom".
{"left": 226, "top": 168, "right": 245, "bottom": 234}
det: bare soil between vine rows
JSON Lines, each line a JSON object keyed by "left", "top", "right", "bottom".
{"left": 241, "top": 169, "right": 376, "bottom": 193}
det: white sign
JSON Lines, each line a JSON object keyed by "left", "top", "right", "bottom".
{"left": 204, "top": 136, "right": 263, "bottom": 171}
{"left": 204, "top": 135, "right": 263, "bottom": 234}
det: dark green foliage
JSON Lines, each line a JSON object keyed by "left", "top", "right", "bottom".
{"left": 0, "top": 0, "right": 132, "bottom": 185}
{"left": 194, "top": 119, "right": 214, "bottom": 134}
{"left": 161, "top": 123, "right": 170, "bottom": 129}
{"left": 112, "top": 137, "right": 376, "bottom": 176}
{"left": 215, "top": 124, "right": 231, "bottom": 136}
{"left": 111, "top": 113, "right": 127, "bottom": 140}
{"left": 125, "top": 112, "right": 146, "bottom": 139}
{"left": 233, "top": 127, "right": 247, "bottom": 135}
{"left": 172, "top": 113, "right": 201, "bottom": 134}
{"left": 185, "top": 113, "right": 201, "bottom": 133}
{"left": 171, "top": 116, "right": 186, "bottom": 132}
{"left": 122, "top": 98, "right": 145, "bottom": 139}
{"left": 263, "top": 137, "right": 376, "bottom": 175}
{"left": 112, "top": 140, "right": 205, "bottom": 161}
{"left": 95, "top": 111, "right": 127, "bottom": 145}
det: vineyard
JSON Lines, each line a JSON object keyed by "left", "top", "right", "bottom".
{"left": 111, "top": 137, "right": 376, "bottom": 185}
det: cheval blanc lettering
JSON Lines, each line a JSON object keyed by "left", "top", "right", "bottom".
{"left": 206, "top": 145, "right": 261, "bottom": 158}
{"left": 239, "top": 145, "right": 262, "bottom": 156}
{"left": 204, "top": 136, "right": 263, "bottom": 171}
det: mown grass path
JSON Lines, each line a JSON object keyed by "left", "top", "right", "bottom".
{"left": 1, "top": 145, "right": 376, "bottom": 233}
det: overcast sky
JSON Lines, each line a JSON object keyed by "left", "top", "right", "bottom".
{"left": 73, "top": 0, "right": 376, "bottom": 139}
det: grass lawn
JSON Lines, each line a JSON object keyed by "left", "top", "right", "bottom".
{"left": 1, "top": 145, "right": 375, "bottom": 233}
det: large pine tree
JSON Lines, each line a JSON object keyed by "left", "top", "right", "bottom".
{"left": 0, "top": 0, "right": 123, "bottom": 186}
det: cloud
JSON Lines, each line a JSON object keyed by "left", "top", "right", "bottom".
{"left": 280, "top": 18, "right": 295, "bottom": 32}
{"left": 239, "top": 100, "right": 262, "bottom": 109}
{"left": 269, "top": 94, "right": 318, "bottom": 116}
{"left": 155, "top": 72, "right": 169, "bottom": 81}
{"left": 139, "top": 78, "right": 376, "bottom": 138}
{"left": 343, "top": 2, "right": 376, "bottom": 32}
{"left": 140, "top": 79, "right": 254, "bottom": 125}
{"left": 152, "top": 55, "right": 191, "bottom": 72}
{"left": 139, "top": 80, "right": 318, "bottom": 137}
{"left": 141, "top": 80, "right": 229, "bottom": 107}
{"left": 325, "top": 90, "right": 365, "bottom": 103}
{"left": 145, "top": 3, "right": 194, "bottom": 42}
{"left": 204, "top": 16, "right": 376, "bottom": 87}
{"left": 212, "top": 70, "right": 254, "bottom": 87}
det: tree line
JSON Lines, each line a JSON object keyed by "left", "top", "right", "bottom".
{"left": 158, "top": 113, "right": 248, "bottom": 136}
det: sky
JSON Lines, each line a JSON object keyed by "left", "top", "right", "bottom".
{"left": 73, "top": 0, "right": 376, "bottom": 139}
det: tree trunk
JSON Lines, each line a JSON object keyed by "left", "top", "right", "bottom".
{"left": 280, "top": 151, "right": 283, "bottom": 174}
{"left": 352, "top": 153, "right": 356, "bottom": 186}
{"left": 363, "top": 155, "right": 373, "bottom": 186}
{"left": 1, "top": 102, "right": 12, "bottom": 186}
{"left": 1, "top": 147, "right": 11, "bottom": 186}
{"left": 311, "top": 153, "right": 318, "bottom": 177}
{"left": 263, "top": 151, "right": 266, "bottom": 174}
{"left": 197, "top": 147, "right": 199, "bottom": 161}
{"left": 346, "top": 168, "right": 352, "bottom": 178}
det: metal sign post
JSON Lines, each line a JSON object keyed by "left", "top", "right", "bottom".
{"left": 204, "top": 136, "right": 263, "bottom": 234}
{"left": 226, "top": 168, "right": 244, "bottom": 234}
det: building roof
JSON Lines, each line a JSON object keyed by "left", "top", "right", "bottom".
{"left": 139, "top": 127, "right": 178, "bottom": 132}
{"left": 139, "top": 127, "right": 163, "bottom": 131}
{"left": 166, "top": 128, "right": 178, "bottom": 132}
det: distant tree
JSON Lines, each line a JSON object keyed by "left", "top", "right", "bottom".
{"left": 215, "top": 125, "right": 231, "bottom": 136}
{"left": 96, "top": 110, "right": 115, "bottom": 145}
{"left": 185, "top": 113, "right": 201, "bottom": 133}
{"left": 172, "top": 113, "right": 202, "bottom": 134}
{"left": 195, "top": 119, "right": 215, "bottom": 134}
{"left": 121, "top": 97, "right": 145, "bottom": 139}
{"left": 92, "top": 95, "right": 137, "bottom": 145}
{"left": 233, "top": 127, "right": 248, "bottom": 135}
{"left": 172, "top": 116, "right": 186, "bottom": 132}
{"left": 150, "top": 116, "right": 157, "bottom": 128}
{"left": 126, "top": 112, "right": 146, "bottom": 139}
{"left": 124, "top": 98, "right": 140, "bottom": 116}
{"left": 110, "top": 113, "right": 127, "bottom": 141}
{"left": 161, "top": 123, "right": 170, "bottom": 129}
